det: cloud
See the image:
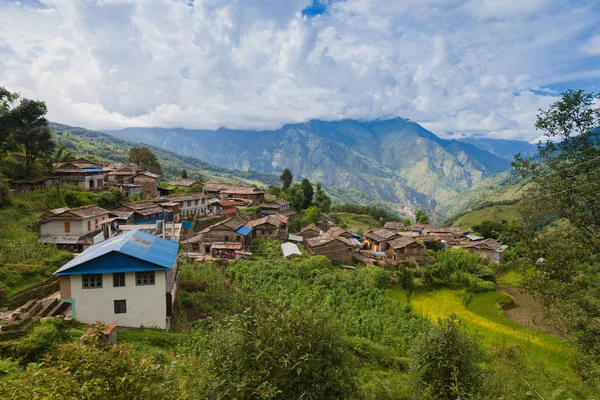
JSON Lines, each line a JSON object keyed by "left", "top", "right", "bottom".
{"left": 0, "top": 0, "right": 599, "bottom": 141}
{"left": 581, "top": 33, "right": 600, "bottom": 56}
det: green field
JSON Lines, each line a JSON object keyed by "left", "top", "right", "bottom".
{"left": 389, "top": 288, "right": 591, "bottom": 396}
{"left": 328, "top": 212, "right": 382, "bottom": 232}
{"left": 451, "top": 203, "right": 522, "bottom": 229}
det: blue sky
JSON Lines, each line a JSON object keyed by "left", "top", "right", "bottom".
{"left": 1, "top": 0, "right": 599, "bottom": 141}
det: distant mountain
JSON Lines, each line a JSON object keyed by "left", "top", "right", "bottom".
{"left": 457, "top": 137, "right": 537, "bottom": 161}
{"left": 108, "top": 118, "right": 511, "bottom": 219}
{"left": 49, "top": 122, "right": 400, "bottom": 215}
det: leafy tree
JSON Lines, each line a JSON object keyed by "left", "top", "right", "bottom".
{"left": 0, "top": 174, "right": 11, "bottom": 208}
{"left": 280, "top": 168, "right": 293, "bottom": 191}
{"left": 313, "top": 183, "right": 332, "bottom": 212}
{"left": 128, "top": 147, "right": 163, "bottom": 175}
{"left": 302, "top": 206, "right": 320, "bottom": 226}
{"left": 403, "top": 218, "right": 411, "bottom": 226}
{"left": 95, "top": 187, "right": 127, "bottom": 210}
{"left": 415, "top": 209, "right": 429, "bottom": 224}
{"left": 411, "top": 314, "right": 485, "bottom": 399}
{"left": 300, "top": 178, "right": 314, "bottom": 209}
{"left": 53, "top": 145, "right": 76, "bottom": 163}
{"left": 0, "top": 87, "right": 19, "bottom": 151}
{"left": 286, "top": 183, "right": 305, "bottom": 212}
{"left": 266, "top": 183, "right": 281, "bottom": 197}
{"left": 181, "top": 168, "right": 188, "bottom": 179}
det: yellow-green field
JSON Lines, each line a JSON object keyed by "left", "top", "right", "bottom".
{"left": 451, "top": 204, "right": 522, "bottom": 229}
{"left": 328, "top": 212, "right": 381, "bottom": 232}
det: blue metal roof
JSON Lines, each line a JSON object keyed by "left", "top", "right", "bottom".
{"left": 373, "top": 252, "right": 386, "bottom": 257}
{"left": 54, "top": 230, "right": 179, "bottom": 276}
{"left": 235, "top": 226, "right": 253, "bottom": 236}
{"left": 83, "top": 168, "right": 104, "bottom": 172}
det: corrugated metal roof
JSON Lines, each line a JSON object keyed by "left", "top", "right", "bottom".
{"left": 235, "top": 225, "right": 253, "bottom": 236}
{"left": 82, "top": 168, "right": 105, "bottom": 173}
{"left": 53, "top": 230, "right": 178, "bottom": 275}
{"left": 281, "top": 242, "right": 302, "bottom": 258}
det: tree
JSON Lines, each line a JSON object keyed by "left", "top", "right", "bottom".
{"left": 313, "top": 183, "right": 332, "bottom": 212}
{"left": 287, "top": 183, "right": 305, "bottom": 212}
{"left": 181, "top": 169, "right": 188, "bottom": 179}
{"left": 0, "top": 175, "right": 11, "bottom": 208}
{"left": 95, "top": 187, "right": 127, "bottom": 210}
{"left": 266, "top": 183, "right": 281, "bottom": 197}
{"left": 127, "top": 147, "right": 163, "bottom": 175}
{"left": 0, "top": 87, "right": 19, "bottom": 151}
{"left": 415, "top": 209, "right": 429, "bottom": 224}
{"left": 411, "top": 314, "right": 485, "bottom": 399}
{"left": 403, "top": 218, "right": 411, "bottom": 226}
{"left": 302, "top": 206, "right": 320, "bottom": 226}
{"left": 53, "top": 145, "right": 76, "bottom": 163}
{"left": 300, "top": 178, "right": 314, "bottom": 209}
{"left": 280, "top": 168, "right": 293, "bottom": 191}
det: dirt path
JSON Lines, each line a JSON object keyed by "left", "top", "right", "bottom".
{"left": 498, "top": 285, "right": 566, "bottom": 338}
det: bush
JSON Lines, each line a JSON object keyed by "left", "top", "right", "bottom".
{"left": 410, "top": 314, "right": 485, "bottom": 399}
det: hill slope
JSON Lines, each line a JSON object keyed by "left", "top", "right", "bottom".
{"left": 457, "top": 137, "right": 537, "bottom": 160}
{"left": 108, "top": 118, "right": 511, "bottom": 217}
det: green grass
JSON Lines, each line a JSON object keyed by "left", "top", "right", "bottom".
{"left": 328, "top": 212, "right": 381, "bottom": 232}
{"left": 451, "top": 204, "right": 522, "bottom": 229}
{"left": 497, "top": 270, "right": 523, "bottom": 287}
{"left": 389, "top": 288, "right": 592, "bottom": 397}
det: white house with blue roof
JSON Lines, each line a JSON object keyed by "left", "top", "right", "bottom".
{"left": 54, "top": 229, "right": 179, "bottom": 330}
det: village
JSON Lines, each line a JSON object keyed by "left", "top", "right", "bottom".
{"left": 1, "top": 157, "right": 508, "bottom": 332}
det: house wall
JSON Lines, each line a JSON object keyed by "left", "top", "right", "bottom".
{"left": 67, "top": 271, "right": 168, "bottom": 329}
{"left": 58, "top": 173, "right": 104, "bottom": 191}
{"left": 311, "top": 241, "right": 355, "bottom": 261}
{"left": 468, "top": 248, "right": 495, "bottom": 262}
{"left": 177, "top": 197, "right": 208, "bottom": 218}
{"left": 253, "top": 224, "right": 280, "bottom": 239}
{"left": 201, "top": 227, "right": 243, "bottom": 243}
{"left": 133, "top": 176, "right": 158, "bottom": 199}
{"left": 41, "top": 214, "right": 109, "bottom": 237}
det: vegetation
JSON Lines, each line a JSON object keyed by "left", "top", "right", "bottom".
{"left": 330, "top": 203, "right": 401, "bottom": 223}
{"left": 415, "top": 209, "right": 429, "bottom": 224}
{"left": 127, "top": 147, "right": 163, "bottom": 175}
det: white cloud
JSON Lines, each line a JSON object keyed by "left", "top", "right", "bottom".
{"left": 580, "top": 33, "right": 600, "bottom": 56}
{"left": 0, "top": 0, "right": 598, "bottom": 141}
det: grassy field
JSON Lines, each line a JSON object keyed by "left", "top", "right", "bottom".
{"left": 388, "top": 288, "right": 592, "bottom": 397}
{"left": 328, "top": 212, "right": 382, "bottom": 233}
{"left": 451, "top": 203, "right": 522, "bottom": 229}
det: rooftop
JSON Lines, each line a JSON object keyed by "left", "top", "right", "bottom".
{"left": 41, "top": 205, "right": 109, "bottom": 221}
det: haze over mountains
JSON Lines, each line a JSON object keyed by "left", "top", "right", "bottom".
{"left": 106, "top": 118, "right": 531, "bottom": 217}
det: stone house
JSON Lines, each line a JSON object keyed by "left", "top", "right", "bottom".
{"left": 260, "top": 199, "right": 295, "bottom": 219}
{"left": 39, "top": 205, "right": 115, "bottom": 252}
{"left": 384, "top": 221, "right": 406, "bottom": 231}
{"left": 132, "top": 172, "right": 161, "bottom": 199}
{"left": 463, "top": 238, "right": 508, "bottom": 263}
{"left": 182, "top": 218, "right": 252, "bottom": 254}
{"left": 54, "top": 158, "right": 105, "bottom": 191}
{"left": 53, "top": 230, "right": 179, "bottom": 330}
{"left": 305, "top": 236, "right": 360, "bottom": 261}
{"left": 210, "top": 199, "right": 238, "bottom": 216}
{"left": 363, "top": 229, "right": 402, "bottom": 252}
{"left": 386, "top": 237, "right": 426, "bottom": 261}
{"left": 247, "top": 215, "right": 289, "bottom": 241}
{"left": 10, "top": 176, "right": 60, "bottom": 196}
{"left": 158, "top": 193, "right": 208, "bottom": 219}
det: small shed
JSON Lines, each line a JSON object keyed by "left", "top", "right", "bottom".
{"left": 281, "top": 242, "right": 302, "bottom": 258}
{"left": 288, "top": 234, "right": 303, "bottom": 243}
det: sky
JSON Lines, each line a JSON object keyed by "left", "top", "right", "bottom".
{"left": 1, "top": 0, "right": 600, "bottom": 141}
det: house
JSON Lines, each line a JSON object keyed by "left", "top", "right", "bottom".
{"left": 157, "top": 193, "right": 208, "bottom": 219}
{"left": 305, "top": 236, "right": 360, "bottom": 261}
{"left": 182, "top": 218, "right": 251, "bottom": 254}
{"left": 386, "top": 237, "right": 426, "bottom": 261}
{"left": 209, "top": 242, "right": 243, "bottom": 259}
{"left": 363, "top": 229, "right": 402, "bottom": 252}
{"left": 132, "top": 172, "right": 162, "bottom": 199}
{"left": 247, "top": 215, "right": 289, "bottom": 241}
{"left": 39, "top": 206, "right": 115, "bottom": 252}
{"left": 464, "top": 234, "right": 483, "bottom": 242}
{"left": 53, "top": 230, "right": 179, "bottom": 330}
{"left": 54, "top": 158, "right": 105, "bottom": 191}
{"left": 281, "top": 242, "right": 302, "bottom": 258}
{"left": 325, "top": 226, "right": 355, "bottom": 240}
{"left": 463, "top": 238, "right": 508, "bottom": 263}
{"left": 105, "top": 167, "right": 140, "bottom": 184}
{"left": 260, "top": 199, "right": 295, "bottom": 219}
{"left": 316, "top": 214, "right": 336, "bottom": 232}
{"left": 410, "top": 224, "right": 431, "bottom": 235}
{"left": 113, "top": 201, "right": 166, "bottom": 225}
{"left": 384, "top": 221, "right": 406, "bottom": 231}
{"left": 115, "top": 183, "right": 143, "bottom": 198}
{"left": 167, "top": 179, "right": 202, "bottom": 188}
{"left": 104, "top": 162, "right": 140, "bottom": 172}
{"left": 210, "top": 199, "right": 238, "bottom": 216}
{"left": 298, "top": 225, "right": 322, "bottom": 244}
{"left": 203, "top": 182, "right": 266, "bottom": 205}
{"left": 423, "top": 226, "right": 461, "bottom": 245}
{"left": 10, "top": 176, "right": 60, "bottom": 196}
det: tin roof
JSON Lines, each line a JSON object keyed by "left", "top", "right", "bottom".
{"left": 388, "top": 237, "right": 422, "bottom": 249}
{"left": 235, "top": 225, "right": 253, "bottom": 236}
{"left": 53, "top": 230, "right": 178, "bottom": 275}
{"left": 281, "top": 242, "right": 302, "bottom": 258}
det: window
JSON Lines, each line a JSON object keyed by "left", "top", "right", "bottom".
{"left": 95, "top": 218, "right": 99, "bottom": 228}
{"left": 187, "top": 201, "right": 192, "bottom": 207}
{"left": 113, "top": 273, "right": 126, "bottom": 287}
{"left": 236, "top": 235, "right": 241, "bottom": 242}
{"left": 195, "top": 200, "right": 199, "bottom": 206}
{"left": 87, "top": 221, "right": 91, "bottom": 231}
{"left": 82, "top": 274, "right": 103, "bottom": 289}
{"left": 114, "top": 300, "right": 127, "bottom": 314}
{"left": 64, "top": 222, "right": 71, "bottom": 233}
{"left": 136, "top": 271, "right": 155, "bottom": 286}
{"left": 224, "top": 235, "right": 230, "bottom": 241}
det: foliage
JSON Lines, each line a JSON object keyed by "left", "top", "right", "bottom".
{"left": 410, "top": 314, "right": 485, "bottom": 399}
{"left": 331, "top": 203, "right": 400, "bottom": 223}
{"left": 249, "top": 238, "right": 282, "bottom": 259}
{"left": 301, "top": 178, "right": 314, "bottom": 209}
{"left": 285, "top": 183, "right": 305, "bottom": 212}
{"left": 301, "top": 206, "right": 320, "bottom": 226}
{"left": 0, "top": 174, "right": 11, "bottom": 208}
{"left": 313, "top": 182, "right": 332, "bottom": 212}
{"left": 415, "top": 209, "right": 429, "bottom": 224}
{"left": 95, "top": 187, "right": 127, "bottom": 210}
{"left": 279, "top": 168, "right": 292, "bottom": 191}
{"left": 181, "top": 168, "right": 188, "bottom": 179}
{"left": 128, "top": 146, "right": 163, "bottom": 175}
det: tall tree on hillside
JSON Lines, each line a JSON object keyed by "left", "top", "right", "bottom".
{"left": 181, "top": 169, "right": 188, "bottom": 179}
{"left": 280, "top": 168, "right": 293, "bottom": 191}
{"left": 0, "top": 87, "right": 19, "bottom": 152}
{"left": 128, "top": 147, "right": 163, "bottom": 175}
{"left": 287, "top": 183, "right": 305, "bottom": 212}
{"left": 514, "top": 90, "right": 600, "bottom": 377}
{"left": 313, "top": 183, "right": 332, "bottom": 212}
{"left": 300, "top": 178, "right": 314, "bottom": 209}
{"left": 415, "top": 209, "right": 429, "bottom": 224}
{"left": 53, "top": 145, "right": 76, "bottom": 163}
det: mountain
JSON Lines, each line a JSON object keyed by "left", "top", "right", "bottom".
{"left": 49, "top": 122, "right": 401, "bottom": 215}
{"left": 108, "top": 118, "right": 511, "bottom": 219}
{"left": 457, "top": 137, "right": 537, "bottom": 161}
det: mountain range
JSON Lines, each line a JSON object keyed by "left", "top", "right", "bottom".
{"left": 107, "top": 118, "right": 532, "bottom": 218}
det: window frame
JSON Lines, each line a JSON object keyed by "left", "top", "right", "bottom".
{"left": 64, "top": 222, "right": 71, "bottom": 233}
{"left": 114, "top": 299, "right": 127, "bottom": 314}
{"left": 135, "top": 271, "right": 156, "bottom": 286}
{"left": 113, "top": 272, "right": 126, "bottom": 287}
{"left": 82, "top": 274, "right": 103, "bottom": 289}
